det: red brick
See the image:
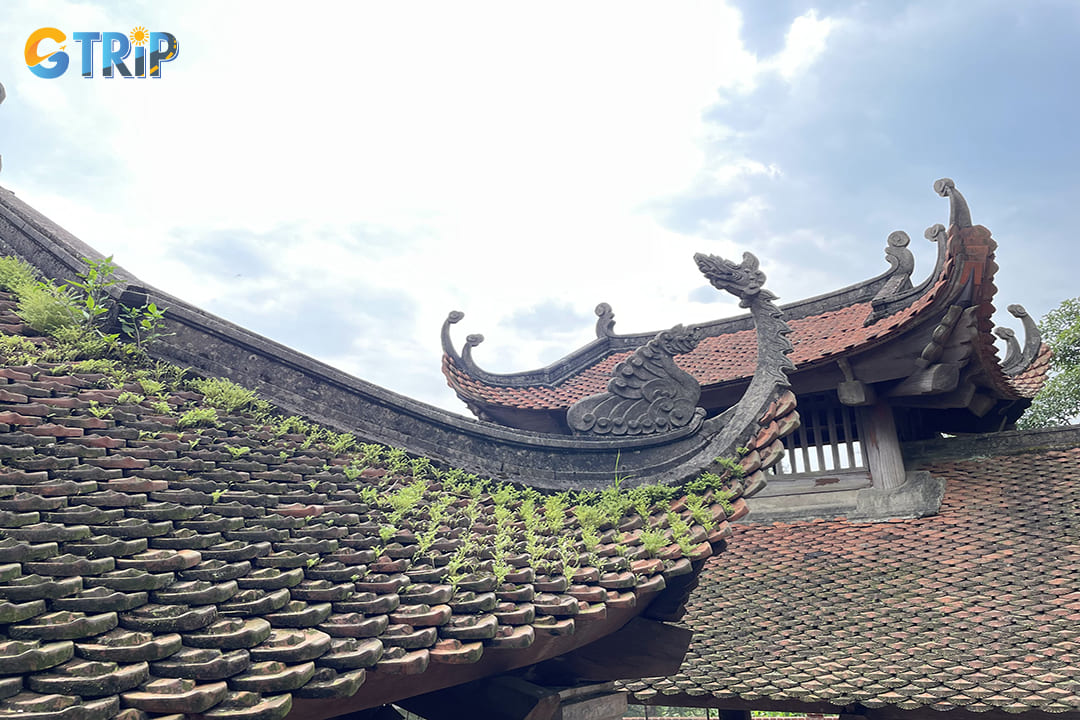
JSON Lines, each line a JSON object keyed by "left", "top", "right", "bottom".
{"left": 25, "top": 424, "right": 84, "bottom": 438}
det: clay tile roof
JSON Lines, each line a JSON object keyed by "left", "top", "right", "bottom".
{"left": 624, "top": 444, "right": 1080, "bottom": 714}
{"left": 0, "top": 291, "right": 752, "bottom": 720}
{"left": 445, "top": 218, "right": 1049, "bottom": 419}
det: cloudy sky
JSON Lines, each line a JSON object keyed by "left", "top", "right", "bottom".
{"left": 1, "top": 2, "right": 1076, "bottom": 413}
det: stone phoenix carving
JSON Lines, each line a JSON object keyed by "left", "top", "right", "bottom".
{"left": 566, "top": 324, "right": 704, "bottom": 436}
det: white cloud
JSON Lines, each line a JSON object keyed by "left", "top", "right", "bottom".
{"left": 0, "top": 2, "right": 841, "bottom": 410}
{"left": 771, "top": 10, "right": 837, "bottom": 81}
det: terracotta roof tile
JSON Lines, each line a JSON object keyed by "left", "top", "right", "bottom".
{"left": 627, "top": 445, "right": 1080, "bottom": 713}
{"left": 0, "top": 294, "right": 751, "bottom": 718}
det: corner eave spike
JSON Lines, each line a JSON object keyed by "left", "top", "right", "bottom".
{"left": 933, "top": 178, "right": 972, "bottom": 229}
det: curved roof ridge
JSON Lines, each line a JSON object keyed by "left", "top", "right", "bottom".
{"left": 442, "top": 179, "right": 963, "bottom": 401}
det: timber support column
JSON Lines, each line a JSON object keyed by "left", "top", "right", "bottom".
{"left": 856, "top": 401, "right": 906, "bottom": 490}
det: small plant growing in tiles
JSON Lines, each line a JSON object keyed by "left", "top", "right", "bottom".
{"left": 492, "top": 483, "right": 519, "bottom": 507}
{"left": 66, "top": 255, "right": 120, "bottom": 330}
{"left": 137, "top": 378, "right": 165, "bottom": 396}
{"left": 116, "top": 391, "right": 144, "bottom": 405}
{"left": 225, "top": 445, "right": 251, "bottom": 459}
{"left": 685, "top": 493, "right": 715, "bottom": 531}
{"left": 387, "top": 480, "right": 426, "bottom": 524}
{"left": 667, "top": 510, "right": 696, "bottom": 555}
{"left": 492, "top": 556, "right": 511, "bottom": 585}
{"left": 151, "top": 400, "right": 172, "bottom": 415}
{"left": 384, "top": 447, "right": 409, "bottom": 475}
{"left": 358, "top": 443, "right": 385, "bottom": 468}
{"left": 191, "top": 377, "right": 260, "bottom": 413}
{"left": 640, "top": 529, "right": 667, "bottom": 557}
{"left": 544, "top": 493, "right": 568, "bottom": 533}
{"left": 275, "top": 415, "right": 310, "bottom": 437}
{"left": 86, "top": 400, "right": 111, "bottom": 419}
{"left": 118, "top": 300, "right": 171, "bottom": 351}
{"left": 327, "top": 431, "right": 356, "bottom": 455}
{"left": 177, "top": 407, "right": 220, "bottom": 429}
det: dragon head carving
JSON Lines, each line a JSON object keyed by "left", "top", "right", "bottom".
{"left": 694, "top": 251, "right": 769, "bottom": 307}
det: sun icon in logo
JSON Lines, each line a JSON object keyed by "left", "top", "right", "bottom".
{"left": 129, "top": 26, "right": 149, "bottom": 46}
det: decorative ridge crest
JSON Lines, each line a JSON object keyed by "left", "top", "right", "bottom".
{"left": 996, "top": 304, "right": 1043, "bottom": 376}
{"left": 595, "top": 302, "right": 617, "bottom": 339}
{"left": 694, "top": 251, "right": 771, "bottom": 308}
{"left": 934, "top": 177, "right": 972, "bottom": 229}
{"left": 864, "top": 178, "right": 977, "bottom": 327}
{"left": 869, "top": 230, "right": 916, "bottom": 306}
{"left": 567, "top": 324, "right": 704, "bottom": 436}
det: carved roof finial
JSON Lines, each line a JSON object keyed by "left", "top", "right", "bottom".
{"left": 694, "top": 251, "right": 770, "bottom": 308}
{"left": 595, "top": 303, "right": 617, "bottom": 339}
{"left": 933, "top": 178, "right": 972, "bottom": 229}
{"left": 995, "top": 326, "right": 1021, "bottom": 368}
{"left": 999, "top": 304, "right": 1042, "bottom": 375}
{"left": 876, "top": 231, "right": 915, "bottom": 290}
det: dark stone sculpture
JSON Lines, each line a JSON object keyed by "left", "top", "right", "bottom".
{"left": 594, "top": 303, "right": 617, "bottom": 339}
{"left": 871, "top": 231, "right": 915, "bottom": 303}
{"left": 693, "top": 251, "right": 794, "bottom": 389}
{"left": 997, "top": 304, "right": 1043, "bottom": 375}
{"left": 566, "top": 324, "right": 703, "bottom": 436}
{"left": 934, "top": 177, "right": 972, "bottom": 228}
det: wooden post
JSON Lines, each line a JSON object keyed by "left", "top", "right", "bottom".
{"left": 856, "top": 401, "right": 906, "bottom": 491}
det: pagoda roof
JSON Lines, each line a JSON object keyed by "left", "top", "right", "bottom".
{"left": 622, "top": 429, "right": 1080, "bottom": 716}
{"left": 442, "top": 180, "right": 1049, "bottom": 432}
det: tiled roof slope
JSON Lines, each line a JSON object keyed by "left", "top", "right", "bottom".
{"left": 0, "top": 293, "right": 754, "bottom": 720}
{"left": 624, "top": 445, "right": 1080, "bottom": 715}
{"left": 444, "top": 302, "right": 923, "bottom": 411}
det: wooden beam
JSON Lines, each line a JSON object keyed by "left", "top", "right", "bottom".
{"left": 398, "top": 676, "right": 560, "bottom": 720}
{"left": 889, "top": 362, "right": 961, "bottom": 397}
{"left": 531, "top": 617, "right": 693, "bottom": 683}
{"left": 889, "top": 381, "right": 976, "bottom": 410}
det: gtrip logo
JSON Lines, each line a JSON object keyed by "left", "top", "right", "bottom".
{"left": 26, "top": 27, "right": 179, "bottom": 79}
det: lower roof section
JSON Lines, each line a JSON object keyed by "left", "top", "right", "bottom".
{"left": 623, "top": 430, "right": 1080, "bottom": 715}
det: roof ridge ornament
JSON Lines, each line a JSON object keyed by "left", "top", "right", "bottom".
{"left": 996, "top": 304, "right": 1043, "bottom": 375}
{"left": 440, "top": 310, "right": 487, "bottom": 377}
{"left": 567, "top": 324, "right": 704, "bottom": 436}
{"left": 594, "top": 303, "right": 617, "bottom": 339}
{"left": 869, "top": 230, "right": 916, "bottom": 308}
{"left": 934, "top": 178, "right": 972, "bottom": 229}
{"left": 693, "top": 251, "right": 770, "bottom": 308}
